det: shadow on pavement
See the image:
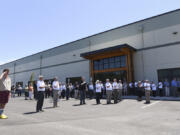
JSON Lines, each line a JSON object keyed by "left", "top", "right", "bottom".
{"left": 73, "top": 104, "right": 82, "bottom": 106}
{"left": 23, "top": 112, "right": 37, "bottom": 115}
{"left": 43, "top": 107, "right": 54, "bottom": 109}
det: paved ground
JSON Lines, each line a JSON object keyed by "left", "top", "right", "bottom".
{"left": 1, "top": 97, "right": 180, "bottom": 135}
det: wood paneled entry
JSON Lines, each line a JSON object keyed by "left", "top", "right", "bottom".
{"left": 81, "top": 44, "right": 136, "bottom": 83}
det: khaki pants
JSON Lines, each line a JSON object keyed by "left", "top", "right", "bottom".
{"left": 145, "top": 90, "right": 151, "bottom": 103}
{"left": 53, "top": 90, "right": 59, "bottom": 107}
{"left": 165, "top": 87, "right": 170, "bottom": 97}
{"left": 106, "top": 90, "right": 112, "bottom": 103}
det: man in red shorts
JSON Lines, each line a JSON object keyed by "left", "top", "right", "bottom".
{"left": 0, "top": 69, "right": 11, "bottom": 119}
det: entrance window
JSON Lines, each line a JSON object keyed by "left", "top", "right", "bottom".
{"left": 94, "top": 70, "right": 127, "bottom": 83}
{"left": 93, "top": 55, "right": 126, "bottom": 71}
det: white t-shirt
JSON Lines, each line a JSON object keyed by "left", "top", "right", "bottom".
{"left": 134, "top": 82, "right": 138, "bottom": 88}
{"left": 118, "top": 83, "right": 123, "bottom": 90}
{"left": 151, "top": 84, "right": 157, "bottom": 91}
{"left": 96, "top": 83, "right": 102, "bottom": 93}
{"left": 62, "top": 85, "right": 66, "bottom": 90}
{"left": 144, "top": 83, "right": 151, "bottom": 91}
{"left": 112, "top": 82, "right": 118, "bottom": 89}
{"left": 52, "top": 81, "right": 60, "bottom": 90}
{"left": 129, "top": 82, "right": 133, "bottom": 88}
{"left": 105, "top": 82, "right": 112, "bottom": 91}
{"left": 89, "top": 84, "right": 94, "bottom": 90}
{"left": 158, "top": 82, "right": 163, "bottom": 89}
{"left": 37, "top": 80, "right": 45, "bottom": 91}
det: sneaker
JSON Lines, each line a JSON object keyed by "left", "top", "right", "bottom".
{"left": 0, "top": 114, "right": 8, "bottom": 119}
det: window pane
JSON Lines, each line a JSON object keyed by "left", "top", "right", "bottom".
{"left": 109, "top": 57, "right": 114, "bottom": 63}
{"left": 109, "top": 62, "right": 115, "bottom": 68}
{"left": 115, "top": 62, "right": 120, "bottom": 68}
{"left": 99, "top": 59, "right": 104, "bottom": 65}
{"left": 115, "top": 56, "right": 120, "bottom": 62}
{"left": 94, "top": 65, "right": 99, "bottom": 70}
{"left": 104, "top": 63, "right": 109, "bottom": 69}
{"left": 94, "top": 60, "right": 99, "bottom": 70}
{"left": 103, "top": 58, "right": 108, "bottom": 64}
{"left": 99, "top": 65, "right": 104, "bottom": 70}
{"left": 120, "top": 56, "right": 126, "bottom": 67}
{"left": 94, "top": 61, "right": 99, "bottom": 66}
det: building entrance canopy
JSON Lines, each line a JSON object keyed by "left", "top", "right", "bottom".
{"left": 81, "top": 44, "right": 136, "bottom": 83}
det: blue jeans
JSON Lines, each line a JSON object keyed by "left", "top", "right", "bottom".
{"left": 80, "top": 91, "right": 86, "bottom": 104}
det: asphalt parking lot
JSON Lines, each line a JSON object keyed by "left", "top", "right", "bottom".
{"left": 0, "top": 97, "right": 180, "bottom": 135}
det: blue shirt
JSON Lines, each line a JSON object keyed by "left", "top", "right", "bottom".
{"left": 171, "top": 80, "right": 177, "bottom": 87}
{"left": 177, "top": 81, "right": 180, "bottom": 88}
{"left": 164, "top": 81, "right": 170, "bottom": 87}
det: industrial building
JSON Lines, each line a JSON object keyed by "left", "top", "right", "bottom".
{"left": 1, "top": 9, "right": 180, "bottom": 86}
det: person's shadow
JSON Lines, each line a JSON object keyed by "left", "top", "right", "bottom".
{"left": 23, "top": 111, "right": 37, "bottom": 115}
{"left": 73, "top": 104, "right": 81, "bottom": 106}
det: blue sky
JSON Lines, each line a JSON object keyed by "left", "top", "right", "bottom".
{"left": 0, "top": 0, "right": 180, "bottom": 65}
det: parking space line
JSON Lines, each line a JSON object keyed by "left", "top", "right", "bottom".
{"left": 141, "top": 101, "right": 160, "bottom": 109}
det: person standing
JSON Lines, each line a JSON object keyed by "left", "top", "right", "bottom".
{"left": 0, "top": 69, "right": 11, "bottom": 119}
{"left": 11, "top": 85, "right": 16, "bottom": 98}
{"left": 144, "top": 80, "right": 151, "bottom": 104}
{"left": 95, "top": 80, "right": 102, "bottom": 104}
{"left": 74, "top": 81, "right": 79, "bottom": 99}
{"left": 66, "top": 83, "right": 70, "bottom": 100}
{"left": 123, "top": 81, "right": 128, "bottom": 96}
{"left": 24, "top": 85, "right": 29, "bottom": 100}
{"left": 33, "top": 81, "right": 37, "bottom": 100}
{"left": 105, "top": 79, "right": 112, "bottom": 104}
{"left": 45, "top": 83, "right": 49, "bottom": 98}
{"left": 164, "top": 79, "right": 170, "bottom": 97}
{"left": 100, "top": 81, "right": 105, "bottom": 99}
{"left": 129, "top": 82, "right": 134, "bottom": 95}
{"left": 151, "top": 82, "right": 157, "bottom": 97}
{"left": 112, "top": 79, "right": 118, "bottom": 104}
{"left": 171, "top": 78, "right": 177, "bottom": 97}
{"left": 118, "top": 80, "right": 123, "bottom": 102}
{"left": 61, "top": 83, "right": 66, "bottom": 99}
{"left": 36, "top": 75, "right": 45, "bottom": 112}
{"left": 134, "top": 81, "right": 138, "bottom": 96}
{"left": 137, "top": 81, "right": 143, "bottom": 101}
{"left": 17, "top": 84, "right": 22, "bottom": 97}
{"left": 88, "top": 81, "right": 94, "bottom": 99}
{"left": 52, "top": 77, "right": 60, "bottom": 108}
{"left": 158, "top": 81, "right": 163, "bottom": 97}
{"left": 29, "top": 83, "right": 34, "bottom": 100}
{"left": 69, "top": 83, "right": 74, "bottom": 98}
{"left": 79, "top": 77, "right": 87, "bottom": 105}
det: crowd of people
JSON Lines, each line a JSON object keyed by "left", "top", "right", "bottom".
{"left": 0, "top": 68, "right": 180, "bottom": 119}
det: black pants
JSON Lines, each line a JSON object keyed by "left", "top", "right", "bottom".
{"left": 96, "top": 92, "right": 101, "bottom": 104}
{"left": 80, "top": 91, "right": 86, "bottom": 104}
{"left": 36, "top": 91, "right": 44, "bottom": 111}
{"left": 159, "top": 88, "right": 163, "bottom": 97}
{"left": 17, "top": 90, "right": 22, "bottom": 96}
{"left": 61, "top": 90, "right": 65, "bottom": 99}
{"left": 45, "top": 90, "right": 50, "bottom": 98}
{"left": 113, "top": 89, "right": 118, "bottom": 104}
{"left": 66, "top": 89, "right": 70, "bottom": 100}
{"left": 152, "top": 91, "right": 156, "bottom": 97}
{"left": 70, "top": 90, "right": 74, "bottom": 98}
{"left": 89, "top": 90, "right": 94, "bottom": 99}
